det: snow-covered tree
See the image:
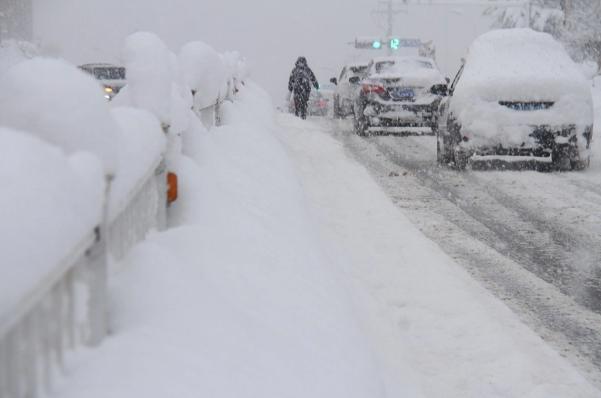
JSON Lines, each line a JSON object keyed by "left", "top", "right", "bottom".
{"left": 485, "top": 0, "right": 601, "bottom": 68}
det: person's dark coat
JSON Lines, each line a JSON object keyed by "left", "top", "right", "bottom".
{"left": 288, "top": 57, "right": 319, "bottom": 118}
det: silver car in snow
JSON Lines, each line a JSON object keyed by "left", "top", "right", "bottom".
{"left": 331, "top": 62, "right": 368, "bottom": 118}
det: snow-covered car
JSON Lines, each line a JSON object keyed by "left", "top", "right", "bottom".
{"left": 307, "top": 89, "right": 330, "bottom": 116}
{"left": 331, "top": 62, "right": 368, "bottom": 118}
{"left": 353, "top": 56, "right": 448, "bottom": 136}
{"left": 437, "top": 29, "right": 593, "bottom": 170}
{"left": 287, "top": 89, "right": 329, "bottom": 117}
{"left": 79, "top": 63, "right": 126, "bottom": 100}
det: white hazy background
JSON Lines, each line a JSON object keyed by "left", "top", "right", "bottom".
{"left": 33, "top": 0, "right": 491, "bottom": 100}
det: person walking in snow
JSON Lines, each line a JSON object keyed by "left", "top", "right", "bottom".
{"left": 288, "top": 56, "right": 319, "bottom": 119}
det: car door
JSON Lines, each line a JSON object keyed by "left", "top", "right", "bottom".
{"left": 438, "top": 63, "right": 464, "bottom": 137}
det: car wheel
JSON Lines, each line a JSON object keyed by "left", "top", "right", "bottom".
{"left": 453, "top": 148, "right": 468, "bottom": 170}
{"left": 437, "top": 134, "right": 453, "bottom": 166}
{"left": 333, "top": 96, "right": 342, "bottom": 119}
{"left": 552, "top": 146, "right": 572, "bottom": 171}
{"left": 353, "top": 115, "right": 368, "bottom": 136}
{"left": 571, "top": 155, "right": 590, "bottom": 170}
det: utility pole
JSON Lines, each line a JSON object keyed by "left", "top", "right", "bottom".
{"left": 374, "top": 0, "right": 407, "bottom": 55}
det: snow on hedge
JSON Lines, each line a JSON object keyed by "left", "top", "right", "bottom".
{"left": 122, "top": 32, "right": 173, "bottom": 125}
{"left": 0, "top": 128, "right": 104, "bottom": 323}
{"left": 109, "top": 107, "right": 166, "bottom": 218}
{"left": 179, "top": 41, "right": 226, "bottom": 108}
{"left": 0, "top": 58, "right": 119, "bottom": 173}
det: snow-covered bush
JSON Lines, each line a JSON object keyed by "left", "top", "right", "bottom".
{"left": 122, "top": 32, "right": 173, "bottom": 125}
{"left": 221, "top": 51, "right": 248, "bottom": 97}
{"left": 0, "top": 58, "right": 119, "bottom": 173}
{"left": 0, "top": 127, "right": 104, "bottom": 320}
{"left": 179, "top": 41, "right": 226, "bottom": 109}
{"left": 109, "top": 107, "right": 167, "bottom": 217}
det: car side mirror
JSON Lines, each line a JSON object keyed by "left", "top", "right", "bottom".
{"left": 330, "top": 77, "right": 338, "bottom": 85}
{"left": 349, "top": 76, "right": 360, "bottom": 84}
{"left": 431, "top": 84, "right": 448, "bottom": 96}
{"left": 445, "top": 77, "right": 451, "bottom": 84}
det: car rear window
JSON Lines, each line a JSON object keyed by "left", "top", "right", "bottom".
{"left": 349, "top": 66, "right": 367, "bottom": 75}
{"left": 376, "top": 60, "right": 433, "bottom": 74}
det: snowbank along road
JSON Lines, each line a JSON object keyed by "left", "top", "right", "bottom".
{"left": 318, "top": 118, "right": 601, "bottom": 387}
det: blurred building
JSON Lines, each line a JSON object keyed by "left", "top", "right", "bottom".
{"left": 0, "top": 0, "right": 33, "bottom": 41}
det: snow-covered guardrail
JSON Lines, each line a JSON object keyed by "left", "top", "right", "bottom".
{"left": 0, "top": 34, "right": 244, "bottom": 398}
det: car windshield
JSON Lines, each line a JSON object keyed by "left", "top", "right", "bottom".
{"left": 93, "top": 67, "right": 126, "bottom": 80}
{"left": 349, "top": 66, "right": 367, "bottom": 75}
{"left": 375, "top": 59, "right": 433, "bottom": 74}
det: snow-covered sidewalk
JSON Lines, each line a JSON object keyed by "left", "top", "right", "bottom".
{"left": 52, "top": 82, "right": 599, "bottom": 398}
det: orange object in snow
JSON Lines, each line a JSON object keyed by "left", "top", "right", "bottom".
{"left": 167, "top": 172, "right": 178, "bottom": 204}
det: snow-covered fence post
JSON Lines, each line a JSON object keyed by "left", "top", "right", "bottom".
{"left": 86, "top": 174, "right": 111, "bottom": 346}
{"left": 179, "top": 41, "right": 226, "bottom": 129}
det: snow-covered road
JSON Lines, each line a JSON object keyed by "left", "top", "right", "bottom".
{"left": 51, "top": 82, "right": 601, "bottom": 397}
{"left": 308, "top": 116, "right": 601, "bottom": 388}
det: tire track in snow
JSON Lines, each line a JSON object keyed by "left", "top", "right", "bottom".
{"left": 322, "top": 118, "right": 601, "bottom": 388}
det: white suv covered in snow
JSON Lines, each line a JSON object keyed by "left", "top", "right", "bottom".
{"left": 437, "top": 29, "right": 593, "bottom": 170}
{"left": 331, "top": 62, "right": 368, "bottom": 118}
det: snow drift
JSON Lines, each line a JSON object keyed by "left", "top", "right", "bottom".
{"left": 0, "top": 128, "right": 104, "bottom": 325}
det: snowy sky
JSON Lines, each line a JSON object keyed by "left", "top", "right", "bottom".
{"left": 33, "top": 0, "right": 491, "bottom": 100}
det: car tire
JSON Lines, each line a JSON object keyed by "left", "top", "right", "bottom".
{"left": 353, "top": 115, "right": 368, "bottom": 136}
{"left": 552, "top": 146, "right": 572, "bottom": 171}
{"left": 333, "top": 96, "right": 342, "bottom": 119}
{"left": 437, "top": 136, "right": 453, "bottom": 166}
{"left": 571, "top": 156, "right": 590, "bottom": 170}
{"left": 453, "top": 148, "right": 468, "bottom": 170}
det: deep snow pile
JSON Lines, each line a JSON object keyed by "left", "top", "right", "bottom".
{"left": 0, "top": 58, "right": 120, "bottom": 173}
{"left": 0, "top": 57, "right": 168, "bottom": 218}
{"left": 52, "top": 82, "right": 385, "bottom": 398}
{"left": 0, "top": 128, "right": 104, "bottom": 324}
{"left": 0, "top": 56, "right": 168, "bottom": 325}
{"left": 456, "top": 29, "right": 590, "bottom": 101}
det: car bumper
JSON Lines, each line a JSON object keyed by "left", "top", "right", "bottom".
{"left": 364, "top": 101, "right": 437, "bottom": 126}
{"left": 458, "top": 124, "right": 592, "bottom": 162}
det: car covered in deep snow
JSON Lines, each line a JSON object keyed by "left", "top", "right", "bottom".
{"left": 353, "top": 56, "right": 448, "bottom": 136}
{"left": 79, "top": 63, "right": 126, "bottom": 100}
{"left": 331, "top": 62, "right": 369, "bottom": 118}
{"left": 437, "top": 29, "right": 593, "bottom": 170}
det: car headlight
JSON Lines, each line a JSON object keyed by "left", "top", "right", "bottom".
{"left": 104, "top": 86, "right": 113, "bottom": 93}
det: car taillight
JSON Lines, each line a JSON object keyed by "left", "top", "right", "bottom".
{"left": 362, "top": 83, "right": 385, "bottom": 94}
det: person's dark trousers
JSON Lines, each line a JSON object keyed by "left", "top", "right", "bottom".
{"left": 294, "top": 93, "right": 309, "bottom": 119}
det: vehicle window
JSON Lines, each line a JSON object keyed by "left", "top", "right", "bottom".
{"left": 93, "top": 67, "right": 126, "bottom": 80}
{"left": 339, "top": 67, "right": 346, "bottom": 81}
{"left": 375, "top": 61, "right": 395, "bottom": 73}
{"left": 349, "top": 66, "right": 367, "bottom": 75}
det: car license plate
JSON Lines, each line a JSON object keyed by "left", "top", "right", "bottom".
{"left": 391, "top": 87, "right": 414, "bottom": 99}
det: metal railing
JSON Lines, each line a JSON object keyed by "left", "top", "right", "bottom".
{"left": 0, "top": 80, "right": 233, "bottom": 398}
{"left": 0, "top": 155, "right": 167, "bottom": 398}
{"left": 108, "top": 159, "right": 167, "bottom": 261}
{"left": 0, "top": 229, "right": 105, "bottom": 398}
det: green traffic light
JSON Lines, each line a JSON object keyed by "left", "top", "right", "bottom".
{"left": 372, "top": 40, "right": 382, "bottom": 49}
{"left": 390, "top": 38, "right": 400, "bottom": 50}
